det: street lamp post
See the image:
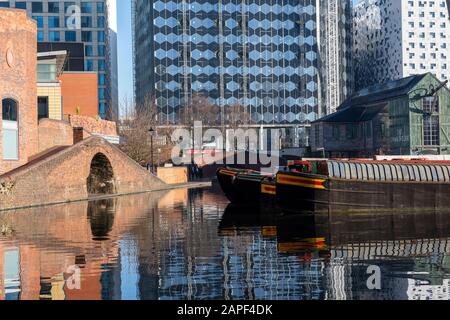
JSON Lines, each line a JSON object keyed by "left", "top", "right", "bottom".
{"left": 149, "top": 127, "right": 155, "bottom": 173}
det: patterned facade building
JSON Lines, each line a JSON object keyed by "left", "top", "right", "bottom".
{"left": 0, "top": 0, "right": 118, "bottom": 119}
{"left": 353, "top": 0, "right": 450, "bottom": 91}
{"left": 133, "top": 0, "right": 352, "bottom": 146}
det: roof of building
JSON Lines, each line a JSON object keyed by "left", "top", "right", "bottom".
{"left": 339, "top": 74, "right": 428, "bottom": 110}
{"left": 316, "top": 104, "right": 386, "bottom": 123}
{"left": 37, "top": 51, "right": 67, "bottom": 76}
{"left": 314, "top": 73, "right": 436, "bottom": 124}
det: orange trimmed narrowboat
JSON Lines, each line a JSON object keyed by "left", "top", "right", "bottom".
{"left": 277, "top": 159, "right": 450, "bottom": 214}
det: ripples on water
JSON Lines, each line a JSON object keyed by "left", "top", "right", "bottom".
{"left": 0, "top": 183, "right": 450, "bottom": 300}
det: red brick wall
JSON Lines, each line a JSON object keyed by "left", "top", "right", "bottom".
{"left": 0, "top": 136, "right": 167, "bottom": 211}
{"left": 38, "top": 119, "right": 74, "bottom": 153}
{"left": 59, "top": 73, "right": 99, "bottom": 119}
{"left": 0, "top": 9, "right": 38, "bottom": 175}
{"left": 69, "top": 115, "right": 117, "bottom": 136}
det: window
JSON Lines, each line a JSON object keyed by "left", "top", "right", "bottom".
{"left": 38, "top": 97, "right": 49, "bottom": 120}
{"left": 97, "top": 2, "right": 105, "bottom": 13}
{"left": 332, "top": 125, "right": 340, "bottom": 140}
{"left": 33, "top": 16, "right": 44, "bottom": 28}
{"left": 48, "top": 2, "right": 59, "bottom": 13}
{"left": 423, "top": 96, "right": 440, "bottom": 146}
{"left": 49, "top": 31, "right": 60, "bottom": 41}
{"left": 2, "top": 99, "right": 17, "bottom": 121}
{"left": 48, "top": 16, "right": 60, "bottom": 28}
{"left": 81, "top": 16, "right": 92, "bottom": 28}
{"left": 423, "top": 96, "right": 439, "bottom": 113}
{"left": 15, "top": 2, "right": 26, "bottom": 9}
{"left": 2, "top": 99, "right": 19, "bottom": 160}
{"left": 98, "top": 74, "right": 106, "bottom": 85}
{"left": 37, "top": 62, "right": 57, "bottom": 82}
{"left": 37, "top": 31, "right": 44, "bottom": 41}
{"left": 97, "top": 31, "right": 105, "bottom": 42}
{"left": 65, "top": 31, "right": 76, "bottom": 41}
{"left": 85, "top": 45, "right": 94, "bottom": 57}
{"left": 98, "top": 45, "right": 106, "bottom": 57}
{"left": 31, "top": 2, "right": 43, "bottom": 13}
{"left": 424, "top": 115, "right": 440, "bottom": 146}
{"left": 82, "top": 31, "right": 92, "bottom": 42}
{"left": 81, "top": 2, "right": 92, "bottom": 13}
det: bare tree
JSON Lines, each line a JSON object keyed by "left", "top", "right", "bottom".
{"left": 117, "top": 94, "right": 175, "bottom": 166}
{"left": 178, "top": 93, "right": 221, "bottom": 129}
{"left": 225, "top": 104, "right": 252, "bottom": 130}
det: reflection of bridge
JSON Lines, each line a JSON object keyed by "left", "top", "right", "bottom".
{"left": 0, "top": 136, "right": 167, "bottom": 211}
{"left": 0, "top": 191, "right": 167, "bottom": 300}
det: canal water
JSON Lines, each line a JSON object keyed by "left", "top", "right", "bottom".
{"left": 1, "top": 183, "right": 450, "bottom": 300}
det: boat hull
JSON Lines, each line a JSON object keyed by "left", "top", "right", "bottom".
{"left": 217, "top": 168, "right": 266, "bottom": 205}
{"left": 276, "top": 171, "right": 450, "bottom": 214}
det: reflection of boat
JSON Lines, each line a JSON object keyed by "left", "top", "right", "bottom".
{"left": 216, "top": 167, "right": 275, "bottom": 205}
{"left": 277, "top": 159, "right": 450, "bottom": 214}
{"left": 218, "top": 203, "right": 277, "bottom": 237}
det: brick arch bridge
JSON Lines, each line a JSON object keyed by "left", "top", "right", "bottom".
{"left": 0, "top": 136, "right": 167, "bottom": 211}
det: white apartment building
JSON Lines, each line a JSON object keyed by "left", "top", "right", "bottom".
{"left": 353, "top": 0, "right": 450, "bottom": 90}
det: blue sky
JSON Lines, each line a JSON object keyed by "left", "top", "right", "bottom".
{"left": 117, "top": 0, "right": 133, "bottom": 105}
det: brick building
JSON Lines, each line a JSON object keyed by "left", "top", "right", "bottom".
{"left": 60, "top": 72, "right": 99, "bottom": 119}
{"left": 0, "top": 8, "right": 38, "bottom": 175}
{"left": 1, "top": 8, "right": 116, "bottom": 176}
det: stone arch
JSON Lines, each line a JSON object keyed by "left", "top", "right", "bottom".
{"left": 87, "top": 152, "right": 116, "bottom": 196}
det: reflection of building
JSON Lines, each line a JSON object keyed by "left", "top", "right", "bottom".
{"left": 311, "top": 73, "right": 450, "bottom": 157}
{"left": 407, "top": 279, "right": 450, "bottom": 300}
{"left": 133, "top": 0, "right": 353, "bottom": 146}
{"left": 0, "top": 0, "right": 118, "bottom": 119}
{"left": 353, "top": 0, "right": 450, "bottom": 91}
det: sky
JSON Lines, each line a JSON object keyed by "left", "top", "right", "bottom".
{"left": 117, "top": 0, "right": 133, "bottom": 105}
{"left": 117, "top": 0, "right": 363, "bottom": 108}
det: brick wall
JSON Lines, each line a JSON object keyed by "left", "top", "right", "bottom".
{"left": 69, "top": 115, "right": 117, "bottom": 136}
{"left": 59, "top": 72, "right": 99, "bottom": 119}
{"left": 38, "top": 119, "right": 73, "bottom": 153}
{"left": 0, "top": 9, "right": 38, "bottom": 175}
{"left": 157, "top": 167, "right": 188, "bottom": 184}
{"left": 0, "top": 136, "right": 167, "bottom": 211}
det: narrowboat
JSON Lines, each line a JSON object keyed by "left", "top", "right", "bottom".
{"left": 276, "top": 159, "right": 450, "bottom": 214}
{"left": 216, "top": 167, "right": 275, "bottom": 205}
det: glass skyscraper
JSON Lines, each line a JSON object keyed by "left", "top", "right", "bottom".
{"left": 133, "top": 0, "right": 352, "bottom": 146}
{"left": 0, "top": 0, "right": 118, "bottom": 119}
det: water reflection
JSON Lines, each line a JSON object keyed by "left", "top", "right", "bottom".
{"left": 0, "top": 185, "right": 450, "bottom": 300}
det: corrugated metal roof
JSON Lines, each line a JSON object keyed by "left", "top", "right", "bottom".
{"left": 339, "top": 74, "right": 427, "bottom": 110}
{"left": 317, "top": 104, "right": 386, "bottom": 123}
{"left": 313, "top": 73, "right": 431, "bottom": 124}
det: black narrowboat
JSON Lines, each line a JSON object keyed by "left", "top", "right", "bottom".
{"left": 217, "top": 167, "right": 273, "bottom": 205}
{"left": 277, "top": 159, "right": 450, "bottom": 214}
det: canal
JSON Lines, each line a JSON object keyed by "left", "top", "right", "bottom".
{"left": 1, "top": 183, "right": 450, "bottom": 300}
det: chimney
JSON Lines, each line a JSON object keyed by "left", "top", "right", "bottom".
{"left": 73, "top": 127, "right": 84, "bottom": 144}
